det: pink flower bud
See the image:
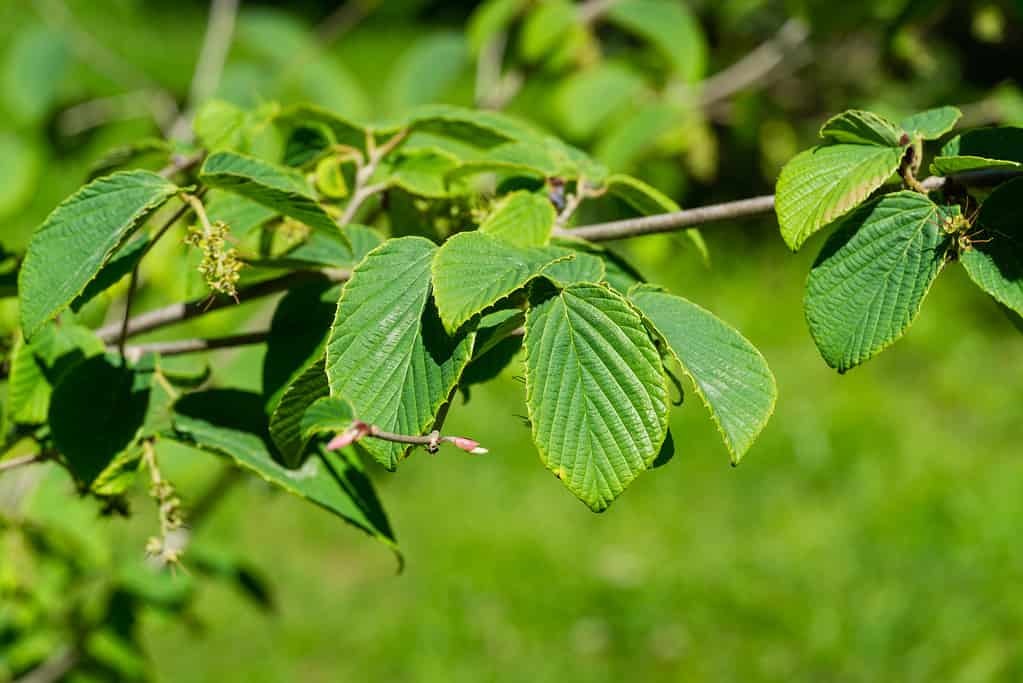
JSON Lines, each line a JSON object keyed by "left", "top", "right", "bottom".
{"left": 327, "top": 422, "right": 369, "bottom": 451}
{"left": 451, "top": 437, "right": 488, "bottom": 455}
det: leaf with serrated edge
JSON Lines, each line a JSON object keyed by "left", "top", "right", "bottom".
{"left": 820, "top": 110, "right": 904, "bottom": 146}
{"left": 805, "top": 191, "right": 950, "bottom": 372}
{"left": 432, "top": 231, "right": 570, "bottom": 333}
{"left": 19, "top": 171, "right": 179, "bottom": 337}
{"left": 899, "top": 106, "right": 961, "bottom": 141}
{"left": 301, "top": 397, "right": 356, "bottom": 442}
{"left": 629, "top": 285, "right": 776, "bottom": 463}
{"left": 776, "top": 144, "right": 905, "bottom": 251}
{"left": 961, "top": 177, "right": 1023, "bottom": 315}
{"left": 524, "top": 283, "right": 669, "bottom": 511}
{"left": 200, "top": 151, "right": 346, "bottom": 242}
{"left": 325, "top": 237, "right": 474, "bottom": 469}
{"left": 479, "top": 191, "right": 555, "bottom": 247}
{"left": 540, "top": 246, "right": 605, "bottom": 286}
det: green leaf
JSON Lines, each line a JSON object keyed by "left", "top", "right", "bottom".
{"left": 199, "top": 151, "right": 345, "bottom": 241}
{"left": 387, "top": 32, "right": 468, "bottom": 113}
{"left": 930, "top": 127, "right": 1023, "bottom": 175}
{"left": 269, "top": 357, "right": 330, "bottom": 468}
{"left": 961, "top": 177, "right": 1023, "bottom": 315}
{"left": 70, "top": 234, "right": 150, "bottom": 313}
{"left": 549, "top": 238, "right": 646, "bottom": 294}
{"left": 432, "top": 231, "right": 570, "bottom": 333}
{"left": 325, "top": 237, "right": 474, "bottom": 469}
{"left": 606, "top": 0, "right": 707, "bottom": 82}
{"left": 520, "top": 0, "right": 577, "bottom": 62}
{"left": 524, "top": 283, "right": 669, "bottom": 511}
{"left": 194, "top": 100, "right": 251, "bottom": 152}
{"left": 7, "top": 333, "right": 50, "bottom": 425}
{"left": 629, "top": 285, "right": 776, "bottom": 463}
{"left": 204, "top": 190, "right": 277, "bottom": 234}
{"left": 805, "top": 192, "right": 950, "bottom": 372}
{"left": 403, "top": 104, "right": 532, "bottom": 149}
{"left": 49, "top": 355, "right": 149, "bottom": 487}
{"left": 387, "top": 150, "right": 461, "bottom": 198}
{"left": 899, "top": 106, "right": 961, "bottom": 140}
{"left": 2, "top": 25, "right": 69, "bottom": 126}
{"left": 0, "top": 131, "right": 42, "bottom": 223}
{"left": 275, "top": 103, "right": 367, "bottom": 153}
{"left": 19, "top": 171, "right": 179, "bottom": 337}
{"left": 301, "top": 397, "right": 357, "bottom": 442}
{"left": 819, "top": 110, "right": 904, "bottom": 146}
{"left": 89, "top": 139, "right": 173, "bottom": 180}
{"left": 603, "top": 173, "right": 707, "bottom": 262}
{"left": 776, "top": 144, "right": 906, "bottom": 251}
{"left": 467, "top": 0, "right": 530, "bottom": 53}
{"left": 172, "top": 390, "right": 396, "bottom": 549}
{"left": 540, "top": 246, "right": 606, "bottom": 287}
{"left": 479, "top": 191, "right": 555, "bottom": 247}
{"left": 280, "top": 224, "right": 383, "bottom": 269}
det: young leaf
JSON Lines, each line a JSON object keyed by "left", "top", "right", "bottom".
{"left": 277, "top": 224, "right": 383, "bottom": 269}
{"left": 930, "top": 127, "right": 1023, "bottom": 175}
{"left": 776, "top": 143, "right": 906, "bottom": 251}
{"left": 899, "top": 106, "right": 961, "bottom": 141}
{"left": 325, "top": 237, "right": 474, "bottom": 469}
{"left": 18, "top": 171, "right": 179, "bottom": 337}
{"left": 805, "top": 192, "right": 950, "bottom": 372}
{"left": 49, "top": 355, "right": 149, "bottom": 487}
{"left": 479, "top": 190, "right": 555, "bottom": 247}
{"left": 960, "top": 177, "right": 1023, "bottom": 315}
{"left": 820, "top": 110, "right": 903, "bottom": 146}
{"left": 199, "top": 151, "right": 345, "bottom": 241}
{"left": 629, "top": 285, "right": 776, "bottom": 463}
{"left": 301, "top": 397, "right": 356, "bottom": 443}
{"left": 432, "top": 231, "right": 570, "bottom": 333}
{"left": 540, "top": 246, "right": 606, "bottom": 287}
{"left": 524, "top": 283, "right": 669, "bottom": 511}
{"left": 172, "top": 390, "right": 396, "bottom": 550}
{"left": 549, "top": 238, "right": 646, "bottom": 294}
{"left": 269, "top": 357, "right": 330, "bottom": 468}
{"left": 387, "top": 150, "right": 461, "bottom": 198}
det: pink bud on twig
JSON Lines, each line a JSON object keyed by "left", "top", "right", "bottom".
{"left": 327, "top": 421, "right": 370, "bottom": 451}
{"left": 451, "top": 437, "right": 488, "bottom": 455}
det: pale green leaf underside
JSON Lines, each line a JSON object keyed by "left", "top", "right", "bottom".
{"left": 629, "top": 285, "right": 776, "bottom": 463}
{"left": 776, "top": 143, "right": 905, "bottom": 251}
{"left": 961, "top": 177, "right": 1023, "bottom": 315}
{"left": 200, "top": 151, "right": 344, "bottom": 240}
{"left": 19, "top": 170, "right": 179, "bottom": 337}
{"left": 269, "top": 356, "right": 330, "bottom": 468}
{"left": 805, "top": 192, "right": 949, "bottom": 372}
{"left": 325, "top": 237, "right": 473, "bottom": 469}
{"left": 479, "top": 190, "right": 555, "bottom": 247}
{"left": 172, "top": 390, "right": 395, "bottom": 548}
{"left": 432, "top": 231, "right": 570, "bottom": 333}
{"left": 524, "top": 283, "right": 669, "bottom": 512}
{"left": 899, "top": 106, "right": 961, "bottom": 140}
{"left": 820, "top": 110, "right": 903, "bottom": 146}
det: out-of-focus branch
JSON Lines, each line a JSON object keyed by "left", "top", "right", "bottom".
{"left": 117, "top": 331, "right": 269, "bottom": 361}
{"left": 318, "top": 0, "right": 379, "bottom": 45}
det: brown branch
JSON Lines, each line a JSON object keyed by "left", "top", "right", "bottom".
{"left": 159, "top": 151, "right": 205, "bottom": 178}
{"left": 95, "top": 269, "right": 349, "bottom": 343}
{"left": 117, "top": 331, "right": 269, "bottom": 360}
{"left": 328, "top": 421, "right": 487, "bottom": 455}
{"left": 338, "top": 129, "right": 408, "bottom": 226}
{"left": 0, "top": 452, "right": 50, "bottom": 474}
{"left": 13, "top": 646, "right": 79, "bottom": 683}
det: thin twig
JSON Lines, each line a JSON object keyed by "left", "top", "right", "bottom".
{"left": 171, "top": 0, "right": 241, "bottom": 141}
{"left": 159, "top": 151, "right": 206, "bottom": 178}
{"left": 0, "top": 453, "right": 49, "bottom": 474}
{"left": 117, "top": 331, "right": 269, "bottom": 361}
{"left": 95, "top": 269, "right": 350, "bottom": 343}
{"left": 338, "top": 129, "right": 407, "bottom": 226}
{"left": 579, "top": 0, "right": 620, "bottom": 24}
{"left": 13, "top": 646, "right": 79, "bottom": 683}
{"left": 117, "top": 266, "right": 141, "bottom": 360}
{"left": 318, "top": 0, "right": 378, "bottom": 44}
{"left": 56, "top": 90, "right": 169, "bottom": 137}
{"left": 329, "top": 421, "right": 488, "bottom": 455}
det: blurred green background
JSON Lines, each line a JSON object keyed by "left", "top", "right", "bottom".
{"left": 3, "top": 0, "right": 1023, "bottom": 680}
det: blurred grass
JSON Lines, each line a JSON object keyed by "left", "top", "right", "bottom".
{"left": 121, "top": 223, "right": 1023, "bottom": 682}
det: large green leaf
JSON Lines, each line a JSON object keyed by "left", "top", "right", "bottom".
{"left": 277, "top": 224, "right": 383, "bottom": 269}
{"left": 805, "top": 192, "right": 950, "bottom": 372}
{"left": 325, "top": 237, "right": 474, "bottom": 469}
{"left": 606, "top": 0, "right": 706, "bottom": 82}
{"left": 172, "top": 390, "right": 396, "bottom": 551}
{"left": 49, "top": 355, "right": 149, "bottom": 487}
{"left": 776, "top": 143, "right": 906, "bottom": 251}
{"left": 269, "top": 357, "right": 330, "bottom": 468}
{"left": 899, "top": 106, "right": 961, "bottom": 141}
{"left": 432, "top": 231, "right": 570, "bottom": 333}
{"left": 479, "top": 190, "right": 555, "bottom": 247}
{"left": 387, "top": 32, "right": 468, "bottom": 113}
{"left": 820, "top": 110, "right": 903, "bottom": 146}
{"left": 960, "top": 177, "right": 1023, "bottom": 315}
{"left": 524, "top": 283, "right": 669, "bottom": 511}
{"left": 199, "top": 151, "right": 344, "bottom": 240}
{"left": 18, "top": 171, "right": 179, "bottom": 337}
{"left": 629, "top": 285, "right": 776, "bottom": 463}
{"left": 540, "top": 245, "right": 606, "bottom": 287}
{"left": 930, "top": 127, "right": 1023, "bottom": 176}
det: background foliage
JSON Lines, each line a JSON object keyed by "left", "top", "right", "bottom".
{"left": 2, "top": 0, "right": 1023, "bottom": 680}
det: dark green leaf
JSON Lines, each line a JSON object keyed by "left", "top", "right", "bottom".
{"left": 961, "top": 177, "right": 1023, "bottom": 315}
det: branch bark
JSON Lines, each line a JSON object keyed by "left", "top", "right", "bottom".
{"left": 117, "top": 331, "right": 269, "bottom": 360}
{"left": 0, "top": 452, "right": 50, "bottom": 474}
